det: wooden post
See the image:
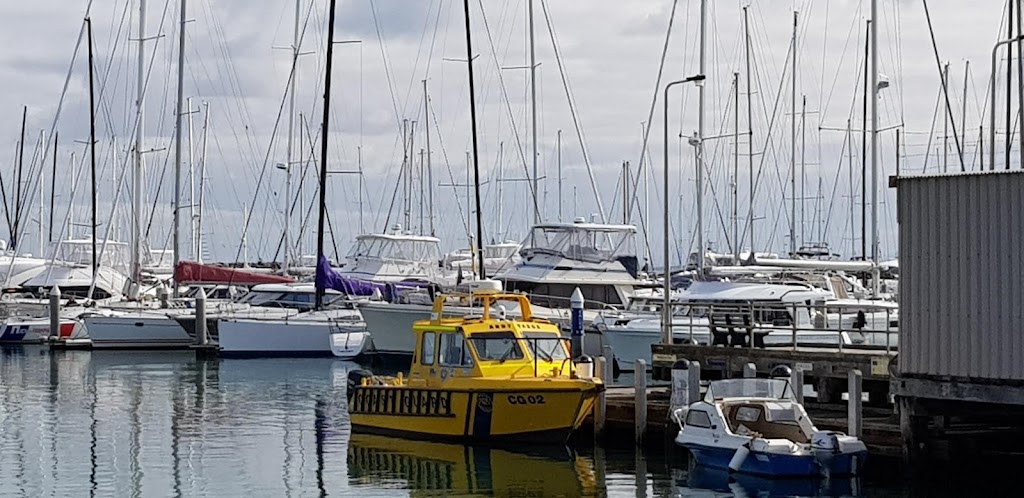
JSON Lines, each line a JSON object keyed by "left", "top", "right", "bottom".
{"left": 634, "top": 359, "right": 647, "bottom": 444}
{"left": 848, "top": 369, "right": 863, "bottom": 438}
{"left": 791, "top": 367, "right": 805, "bottom": 404}
{"left": 743, "top": 362, "right": 756, "bottom": 378}
{"left": 594, "top": 356, "right": 607, "bottom": 437}
{"left": 195, "top": 290, "right": 208, "bottom": 346}
{"left": 603, "top": 345, "right": 614, "bottom": 378}
{"left": 48, "top": 285, "right": 61, "bottom": 341}
{"left": 688, "top": 360, "right": 701, "bottom": 404}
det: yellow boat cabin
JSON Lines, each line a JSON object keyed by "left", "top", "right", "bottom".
{"left": 347, "top": 290, "right": 604, "bottom": 443}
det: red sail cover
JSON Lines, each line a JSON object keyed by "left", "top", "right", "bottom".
{"left": 174, "top": 261, "right": 295, "bottom": 286}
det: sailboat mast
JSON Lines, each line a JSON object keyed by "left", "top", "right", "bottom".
{"left": 315, "top": 0, "right": 338, "bottom": 310}
{"left": 744, "top": 6, "right": 754, "bottom": 255}
{"left": 172, "top": 0, "right": 186, "bottom": 296}
{"left": 557, "top": 129, "right": 562, "bottom": 221}
{"left": 696, "top": 0, "right": 706, "bottom": 273}
{"left": 870, "top": 0, "right": 880, "bottom": 293}
{"left": 132, "top": 0, "right": 147, "bottom": 299}
{"left": 423, "top": 79, "right": 434, "bottom": 236}
{"left": 789, "top": 11, "right": 797, "bottom": 257}
{"left": 197, "top": 102, "right": 209, "bottom": 264}
{"left": 87, "top": 16, "right": 98, "bottom": 290}
{"left": 462, "top": 0, "right": 486, "bottom": 279}
{"left": 14, "top": 107, "right": 25, "bottom": 251}
{"left": 943, "top": 62, "right": 949, "bottom": 172}
{"left": 49, "top": 132, "right": 57, "bottom": 242}
{"left": 861, "top": 20, "right": 869, "bottom": 260}
{"left": 187, "top": 97, "right": 197, "bottom": 260}
{"left": 800, "top": 94, "right": 806, "bottom": 246}
{"left": 733, "top": 72, "right": 739, "bottom": 262}
{"left": 284, "top": 0, "right": 300, "bottom": 274}
{"left": 528, "top": 0, "right": 539, "bottom": 225}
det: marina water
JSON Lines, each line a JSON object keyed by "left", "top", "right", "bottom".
{"left": 0, "top": 346, "right": 996, "bottom": 496}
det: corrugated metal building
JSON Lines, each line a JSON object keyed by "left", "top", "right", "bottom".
{"left": 898, "top": 170, "right": 1024, "bottom": 381}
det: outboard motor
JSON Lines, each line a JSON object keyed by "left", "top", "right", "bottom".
{"left": 346, "top": 369, "right": 375, "bottom": 400}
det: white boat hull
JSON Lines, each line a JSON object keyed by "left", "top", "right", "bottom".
{"left": 84, "top": 314, "right": 194, "bottom": 349}
{"left": 218, "top": 312, "right": 364, "bottom": 355}
{"left": 356, "top": 303, "right": 428, "bottom": 355}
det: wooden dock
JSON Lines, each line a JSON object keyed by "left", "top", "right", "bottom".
{"left": 651, "top": 343, "right": 896, "bottom": 404}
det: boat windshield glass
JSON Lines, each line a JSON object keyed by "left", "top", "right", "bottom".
{"left": 705, "top": 379, "right": 793, "bottom": 402}
{"left": 347, "top": 237, "right": 441, "bottom": 263}
{"left": 521, "top": 331, "right": 569, "bottom": 361}
{"left": 47, "top": 240, "right": 132, "bottom": 271}
{"left": 237, "top": 290, "right": 341, "bottom": 309}
{"left": 525, "top": 225, "right": 637, "bottom": 263}
{"left": 468, "top": 331, "right": 524, "bottom": 362}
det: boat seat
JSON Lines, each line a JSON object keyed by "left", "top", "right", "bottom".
{"left": 710, "top": 311, "right": 767, "bottom": 348}
{"left": 723, "top": 403, "right": 809, "bottom": 443}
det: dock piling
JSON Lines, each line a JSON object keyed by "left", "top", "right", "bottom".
{"left": 595, "top": 356, "right": 607, "bottom": 437}
{"left": 688, "top": 361, "right": 701, "bottom": 404}
{"left": 670, "top": 359, "right": 692, "bottom": 412}
{"left": 848, "top": 369, "right": 863, "bottom": 438}
{"left": 48, "top": 285, "right": 61, "bottom": 340}
{"left": 743, "top": 362, "right": 756, "bottom": 378}
{"left": 195, "top": 290, "right": 208, "bottom": 346}
{"left": 634, "top": 359, "right": 647, "bottom": 444}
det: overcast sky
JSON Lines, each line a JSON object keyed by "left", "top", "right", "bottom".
{"left": 0, "top": 0, "right": 1014, "bottom": 265}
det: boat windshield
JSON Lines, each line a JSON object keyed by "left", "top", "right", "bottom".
{"left": 237, "top": 290, "right": 342, "bottom": 309}
{"left": 347, "top": 236, "right": 441, "bottom": 264}
{"left": 525, "top": 225, "right": 638, "bottom": 263}
{"left": 468, "top": 331, "right": 524, "bottom": 362}
{"left": 521, "top": 331, "right": 569, "bottom": 361}
{"left": 705, "top": 379, "right": 794, "bottom": 402}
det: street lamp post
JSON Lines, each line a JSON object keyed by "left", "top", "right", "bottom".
{"left": 662, "top": 74, "right": 706, "bottom": 346}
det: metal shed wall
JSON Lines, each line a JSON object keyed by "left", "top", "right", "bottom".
{"left": 899, "top": 171, "right": 1024, "bottom": 380}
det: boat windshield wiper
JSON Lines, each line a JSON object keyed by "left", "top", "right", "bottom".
{"left": 497, "top": 343, "right": 517, "bottom": 363}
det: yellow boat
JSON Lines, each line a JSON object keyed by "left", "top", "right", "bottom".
{"left": 347, "top": 289, "right": 604, "bottom": 443}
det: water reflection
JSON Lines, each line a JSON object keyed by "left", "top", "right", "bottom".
{"left": 1, "top": 346, "right": 901, "bottom": 497}
{"left": 347, "top": 434, "right": 600, "bottom": 496}
{"left": 685, "top": 465, "right": 862, "bottom": 497}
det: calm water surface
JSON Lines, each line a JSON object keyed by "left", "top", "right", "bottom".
{"left": 0, "top": 345, "right": 987, "bottom": 497}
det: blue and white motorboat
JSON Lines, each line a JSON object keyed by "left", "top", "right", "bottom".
{"left": 671, "top": 378, "right": 867, "bottom": 477}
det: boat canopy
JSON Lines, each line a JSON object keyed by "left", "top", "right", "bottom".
{"left": 47, "top": 239, "right": 131, "bottom": 271}
{"left": 175, "top": 261, "right": 294, "bottom": 286}
{"left": 347, "top": 233, "right": 442, "bottom": 264}
{"left": 704, "top": 378, "right": 794, "bottom": 403}
{"left": 524, "top": 223, "right": 638, "bottom": 264}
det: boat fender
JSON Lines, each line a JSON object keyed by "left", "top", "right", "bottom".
{"left": 728, "top": 443, "right": 751, "bottom": 472}
{"left": 574, "top": 354, "right": 594, "bottom": 379}
{"left": 346, "top": 369, "right": 375, "bottom": 399}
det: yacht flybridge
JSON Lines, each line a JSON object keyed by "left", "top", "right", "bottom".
{"left": 339, "top": 227, "right": 451, "bottom": 286}
{"left": 499, "top": 219, "right": 651, "bottom": 309}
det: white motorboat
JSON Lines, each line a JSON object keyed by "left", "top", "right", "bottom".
{"left": 499, "top": 219, "right": 653, "bottom": 309}
{"left": 672, "top": 378, "right": 867, "bottom": 477}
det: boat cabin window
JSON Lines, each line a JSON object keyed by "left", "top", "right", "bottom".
{"left": 439, "top": 332, "right": 474, "bottom": 367}
{"left": 685, "top": 410, "right": 713, "bottom": 428}
{"left": 420, "top": 332, "right": 436, "bottom": 366}
{"left": 468, "top": 331, "right": 524, "bottom": 361}
{"left": 526, "top": 225, "right": 638, "bottom": 263}
{"left": 522, "top": 331, "right": 569, "bottom": 361}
